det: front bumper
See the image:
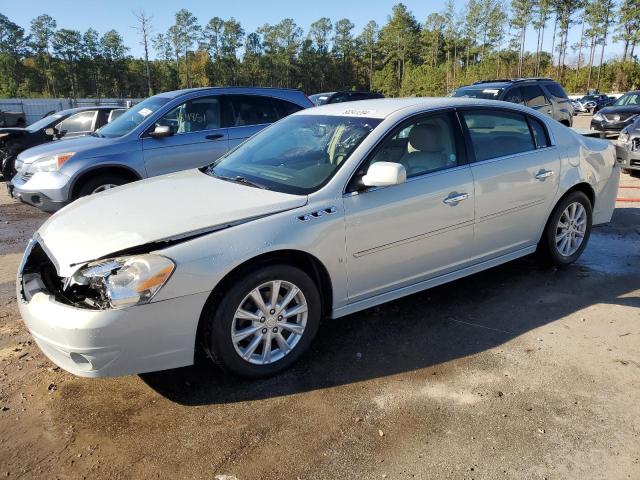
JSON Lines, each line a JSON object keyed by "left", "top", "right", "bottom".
{"left": 615, "top": 139, "right": 640, "bottom": 171}
{"left": 18, "top": 287, "right": 210, "bottom": 377}
{"left": 10, "top": 171, "right": 72, "bottom": 212}
{"left": 591, "top": 118, "right": 631, "bottom": 135}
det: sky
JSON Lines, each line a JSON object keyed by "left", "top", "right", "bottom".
{"left": 3, "top": 0, "right": 625, "bottom": 63}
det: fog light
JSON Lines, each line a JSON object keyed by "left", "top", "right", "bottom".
{"left": 69, "top": 352, "right": 94, "bottom": 370}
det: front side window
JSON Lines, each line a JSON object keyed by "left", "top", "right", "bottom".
{"left": 56, "top": 111, "right": 97, "bottom": 134}
{"left": 461, "top": 111, "right": 535, "bottom": 161}
{"left": 226, "top": 95, "right": 278, "bottom": 127}
{"left": 208, "top": 114, "right": 381, "bottom": 194}
{"left": 545, "top": 83, "right": 568, "bottom": 99}
{"left": 503, "top": 87, "right": 524, "bottom": 104}
{"left": 521, "top": 85, "right": 548, "bottom": 107}
{"left": 157, "top": 96, "right": 221, "bottom": 134}
{"left": 364, "top": 113, "right": 459, "bottom": 178}
{"left": 271, "top": 98, "right": 305, "bottom": 118}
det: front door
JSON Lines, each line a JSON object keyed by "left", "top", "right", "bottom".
{"left": 142, "top": 95, "right": 229, "bottom": 177}
{"left": 343, "top": 111, "right": 475, "bottom": 302}
{"left": 459, "top": 109, "right": 560, "bottom": 259}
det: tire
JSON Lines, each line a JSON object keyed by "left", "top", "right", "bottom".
{"left": 74, "top": 174, "right": 130, "bottom": 199}
{"left": 201, "top": 264, "right": 321, "bottom": 378}
{"left": 631, "top": 170, "right": 640, "bottom": 178}
{"left": 622, "top": 167, "right": 632, "bottom": 175}
{"left": 539, "top": 191, "right": 593, "bottom": 267}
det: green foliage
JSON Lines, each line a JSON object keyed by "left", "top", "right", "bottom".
{"left": 1, "top": 3, "right": 640, "bottom": 99}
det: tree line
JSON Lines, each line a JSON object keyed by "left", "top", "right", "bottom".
{"left": 1, "top": 1, "right": 640, "bottom": 100}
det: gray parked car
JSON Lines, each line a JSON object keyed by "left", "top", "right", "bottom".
{"left": 452, "top": 78, "right": 574, "bottom": 126}
{"left": 615, "top": 119, "right": 640, "bottom": 176}
{"left": 9, "top": 87, "right": 312, "bottom": 212}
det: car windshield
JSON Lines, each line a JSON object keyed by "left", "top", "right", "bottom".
{"left": 96, "top": 97, "right": 171, "bottom": 138}
{"left": 26, "top": 113, "right": 64, "bottom": 132}
{"left": 207, "top": 114, "right": 381, "bottom": 195}
{"left": 614, "top": 93, "right": 640, "bottom": 106}
{"left": 452, "top": 87, "right": 504, "bottom": 99}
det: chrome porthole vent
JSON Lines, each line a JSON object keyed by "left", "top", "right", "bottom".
{"left": 297, "top": 206, "right": 337, "bottom": 222}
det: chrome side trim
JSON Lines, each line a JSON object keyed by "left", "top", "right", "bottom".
{"left": 470, "top": 146, "right": 558, "bottom": 167}
{"left": 476, "top": 199, "right": 546, "bottom": 224}
{"left": 332, "top": 245, "right": 537, "bottom": 319}
{"left": 352, "top": 219, "right": 474, "bottom": 258}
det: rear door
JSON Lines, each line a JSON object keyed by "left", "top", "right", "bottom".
{"left": 224, "top": 95, "right": 281, "bottom": 150}
{"left": 142, "top": 95, "right": 229, "bottom": 177}
{"left": 459, "top": 109, "right": 560, "bottom": 260}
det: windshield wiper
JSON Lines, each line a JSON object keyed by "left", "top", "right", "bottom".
{"left": 211, "top": 171, "right": 270, "bottom": 190}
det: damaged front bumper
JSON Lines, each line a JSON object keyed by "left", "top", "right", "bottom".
{"left": 17, "top": 239, "right": 209, "bottom": 377}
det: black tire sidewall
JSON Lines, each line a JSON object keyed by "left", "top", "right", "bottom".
{"left": 205, "top": 264, "right": 321, "bottom": 378}
{"left": 75, "top": 175, "right": 127, "bottom": 199}
{"left": 543, "top": 191, "right": 593, "bottom": 266}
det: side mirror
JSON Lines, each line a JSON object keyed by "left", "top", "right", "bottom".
{"left": 149, "top": 125, "right": 173, "bottom": 138}
{"left": 362, "top": 162, "right": 407, "bottom": 188}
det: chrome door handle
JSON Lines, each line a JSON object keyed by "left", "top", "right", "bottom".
{"left": 443, "top": 192, "right": 469, "bottom": 205}
{"left": 535, "top": 169, "right": 554, "bottom": 180}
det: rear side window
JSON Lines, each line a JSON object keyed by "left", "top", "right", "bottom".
{"left": 226, "top": 95, "right": 279, "bottom": 127}
{"left": 271, "top": 98, "right": 304, "bottom": 119}
{"left": 521, "top": 85, "right": 548, "bottom": 107}
{"left": 528, "top": 117, "right": 550, "bottom": 148}
{"left": 461, "top": 111, "right": 535, "bottom": 161}
{"left": 544, "top": 83, "right": 568, "bottom": 99}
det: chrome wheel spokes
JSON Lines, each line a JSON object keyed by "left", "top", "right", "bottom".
{"left": 555, "top": 202, "right": 587, "bottom": 257}
{"left": 231, "top": 280, "right": 308, "bottom": 365}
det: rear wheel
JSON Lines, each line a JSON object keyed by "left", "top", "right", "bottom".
{"left": 75, "top": 174, "right": 130, "bottom": 199}
{"left": 202, "top": 264, "right": 321, "bottom": 378}
{"left": 539, "top": 191, "right": 592, "bottom": 267}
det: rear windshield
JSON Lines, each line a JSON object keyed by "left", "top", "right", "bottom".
{"left": 26, "top": 114, "right": 64, "bottom": 132}
{"left": 544, "top": 83, "right": 568, "bottom": 99}
{"left": 452, "top": 87, "right": 504, "bottom": 99}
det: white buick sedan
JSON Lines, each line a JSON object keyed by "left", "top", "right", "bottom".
{"left": 18, "top": 98, "right": 619, "bottom": 378}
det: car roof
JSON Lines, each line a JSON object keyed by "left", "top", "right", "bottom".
{"left": 156, "top": 86, "right": 304, "bottom": 100}
{"left": 299, "top": 97, "right": 537, "bottom": 120}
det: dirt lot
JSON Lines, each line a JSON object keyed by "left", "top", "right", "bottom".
{"left": 1, "top": 115, "right": 639, "bottom": 479}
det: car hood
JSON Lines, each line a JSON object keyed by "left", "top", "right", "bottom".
{"left": 16, "top": 134, "right": 115, "bottom": 163}
{"left": 37, "top": 169, "right": 308, "bottom": 276}
{"left": 0, "top": 127, "right": 28, "bottom": 137}
{"left": 598, "top": 105, "right": 640, "bottom": 116}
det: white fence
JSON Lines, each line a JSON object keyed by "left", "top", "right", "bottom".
{"left": 0, "top": 98, "right": 143, "bottom": 126}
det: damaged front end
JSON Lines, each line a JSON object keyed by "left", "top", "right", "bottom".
{"left": 20, "top": 238, "right": 175, "bottom": 310}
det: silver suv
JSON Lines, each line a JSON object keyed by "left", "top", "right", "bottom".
{"left": 452, "top": 78, "right": 574, "bottom": 126}
{"left": 10, "top": 87, "right": 312, "bottom": 212}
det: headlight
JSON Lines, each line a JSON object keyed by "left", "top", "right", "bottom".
{"left": 69, "top": 254, "right": 175, "bottom": 309}
{"left": 619, "top": 129, "right": 629, "bottom": 142}
{"left": 23, "top": 152, "right": 75, "bottom": 174}
{"left": 593, "top": 113, "right": 603, "bottom": 121}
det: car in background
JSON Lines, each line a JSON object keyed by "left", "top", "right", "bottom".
{"left": 0, "top": 110, "right": 26, "bottom": 128}
{"left": 573, "top": 94, "right": 614, "bottom": 114}
{"left": 1, "top": 106, "right": 127, "bottom": 182}
{"left": 16, "top": 97, "right": 618, "bottom": 378}
{"left": 9, "top": 87, "right": 312, "bottom": 212}
{"left": 452, "top": 78, "right": 574, "bottom": 126}
{"left": 591, "top": 91, "right": 640, "bottom": 135}
{"left": 309, "top": 91, "right": 384, "bottom": 106}
{"left": 615, "top": 118, "right": 640, "bottom": 176}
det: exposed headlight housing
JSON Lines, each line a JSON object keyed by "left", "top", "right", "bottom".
{"left": 23, "top": 152, "right": 75, "bottom": 174}
{"left": 66, "top": 254, "right": 175, "bottom": 309}
{"left": 593, "top": 112, "right": 604, "bottom": 122}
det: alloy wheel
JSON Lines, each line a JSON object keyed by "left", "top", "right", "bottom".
{"left": 231, "top": 280, "right": 308, "bottom": 365}
{"left": 555, "top": 201, "right": 587, "bottom": 257}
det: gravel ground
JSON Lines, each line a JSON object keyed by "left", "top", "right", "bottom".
{"left": 1, "top": 115, "right": 639, "bottom": 479}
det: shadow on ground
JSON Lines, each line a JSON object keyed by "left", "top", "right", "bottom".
{"left": 138, "top": 208, "right": 639, "bottom": 405}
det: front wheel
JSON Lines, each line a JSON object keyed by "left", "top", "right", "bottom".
{"left": 539, "top": 191, "right": 593, "bottom": 267}
{"left": 202, "top": 264, "right": 321, "bottom": 378}
{"left": 74, "top": 175, "right": 129, "bottom": 199}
